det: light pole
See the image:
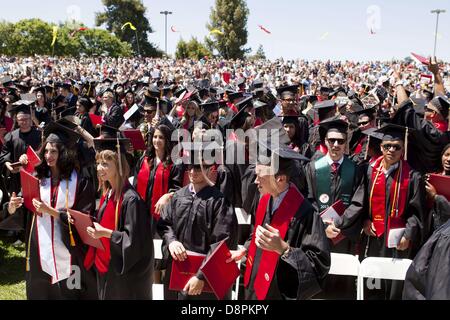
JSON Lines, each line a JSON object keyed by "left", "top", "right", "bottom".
{"left": 431, "top": 9, "right": 446, "bottom": 58}
{"left": 160, "top": 10, "right": 173, "bottom": 56}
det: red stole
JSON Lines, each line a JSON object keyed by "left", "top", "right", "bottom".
{"left": 354, "top": 137, "right": 366, "bottom": 155}
{"left": 84, "top": 192, "right": 123, "bottom": 274}
{"left": 244, "top": 185, "right": 304, "bottom": 300}
{"left": 316, "top": 144, "right": 328, "bottom": 155}
{"left": 227, "top": 102, "right": 238, "bottom": 114}
{"left": 369, "top": 156, "right": 410, "bottom": 243}
{"left": 136, "top": 157, "right": 172, "bottom": 220}
{"left": 433, "top": 120, "right": 448, "bottom": 133}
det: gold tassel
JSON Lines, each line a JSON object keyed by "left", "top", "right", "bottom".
{"left": 66, "top": 181, "right": 76, "bottom": 247}
{"left": 364, "top": 135, "right": 371, "bottom": 161}
{"left": 26, "top": 214, "right": 36, "bottom": 272}
{"left": 404, "top": 127, "right": 409, "bottom": 161}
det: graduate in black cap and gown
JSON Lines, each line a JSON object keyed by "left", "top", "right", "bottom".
{"left": 360, "top": 124, "right": 430, "bottom": 300}
{"left": 84, "top": 137, "right": 154, "bottom": 300}
{"left": 304, "top": 119, "right": 365, "bottom": 299}
{"left": 0, "top": 101, "right": 42, "bottom": 195}
{"left": 157, "top": 142, "right": 238, "bottom": 300}
{"left": 229, "top": 141, "right": 330, "bottom": 300}
{"left": 5, "top": 121, "right": 97, "bottom": 299}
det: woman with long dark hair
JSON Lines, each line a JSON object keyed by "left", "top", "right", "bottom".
{"left": 31, "top": 87, "right": 51, "bottom": 127}
{"left": 133, "top": 124, "right": 183, "bottom": 222}
{"left": 6, "top": 122, "right": 97, "bottom": 299}
{"left": 426, "top": 143, "right": 450, "bottom": 230}
{"left": 76, "top": 97, "right": 97, "bottom": 137}
{"left": 84, "top": 137, "right": 153, "bottom": 299}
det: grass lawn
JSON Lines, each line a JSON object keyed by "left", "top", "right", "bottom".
{"left": 0, "top": 236, "right": 26, "bottom": 300}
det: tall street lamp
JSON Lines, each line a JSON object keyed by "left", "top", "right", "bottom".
{"left": 160, "top": 11, "right": 173, "bottom": 56}
{"left": 431, "top": 9, "right": 446, "bottom": 57}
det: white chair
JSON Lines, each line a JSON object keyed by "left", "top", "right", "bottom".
{"left": 357, "top": 257, "right": 412, "bottom": 300}
{"left": 329, "top": 253, "right": 360, "bottom": 277}
{"left": 231, "top": 245, "right": 245, "bottom": 300}
{"left": 235, "top": 208, "right": 251, "bottom": 225}
{"left": 152, "top": 240, "right": 164, "bottom": 300}
{"left": 153, "top": 239, "right": 163, "bottom": 260}
{"left": 152, "top": 284, "right": 164, "bottom": 300}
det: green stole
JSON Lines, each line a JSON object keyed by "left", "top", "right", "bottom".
{"left": 315, "top": 156, "right": 355, "bottom": 212}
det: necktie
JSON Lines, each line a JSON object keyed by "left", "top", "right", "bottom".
{"left": 331, "top": 162, "right": 340, "bottom": 174}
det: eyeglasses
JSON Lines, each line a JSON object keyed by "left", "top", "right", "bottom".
{"left": 358, "top": 120, "right": 370, "bottom": 126}
{"left": 382, "top": 144, "right": 402, "bottom": 151}
{"left": 326, "top": 138, "right": 346, "bottom": 145}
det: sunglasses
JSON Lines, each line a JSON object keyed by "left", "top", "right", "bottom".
{"left": 382, "top": 144, "right": 402, "bottom": 151}
{"left": 326, "top": 138, "right": 346, "bottom": 145}
{"left": 144, "top": 110, "right": 156, "bottom": 114}
{"left": 358, "top": 120, "right": 370, "bottom": 126}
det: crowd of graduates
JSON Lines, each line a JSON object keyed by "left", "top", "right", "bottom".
{"left": 0, "top": 54, "right": 449, "bottom": 300}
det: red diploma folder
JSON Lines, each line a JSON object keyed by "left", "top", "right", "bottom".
{"left": 20, "top": 169, "right": 41, "bottom": 216}
{"left": 169, "top": 251, "right": 213, "bottom": 293}
{"left": 89, "top": 113, "right": 103, "bottom": 127}
{"left": 320, "top": 200, "right": 346, "bottom": 245}
{"left": 67, "top": 209, "right": 105, "bottom": 250}
{"left": 24, "top": 146, "right": 41, "bottom": 173}
{"left": 429, "top": 174, "right": 450, "bottom": 201}
{"left": 122, "top": 129, "right": 146, "bottom": 151}
{"left": 411, "top": 52, "right": 430, "bottom": 66}
{"left": 200, "top": 239, "right": 240, "bottom": 300}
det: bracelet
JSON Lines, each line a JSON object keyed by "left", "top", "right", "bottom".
{"left": 281, "top": 245, "right": 291, "bottom": 258}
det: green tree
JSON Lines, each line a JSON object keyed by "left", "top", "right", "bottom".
{"left": 95, "top": 0, "right": 160, "bottom": 57}
{"left": 176, "top": 37, "right": 211, "bottom": 60}
{"left": 78, "top": 28, "right": 133, "bottom": 57}
{"left": 206, "top": 0, "right": 249, "bottom": 59}
{"left": 253, "top": 45, "right": 266, "bottom": 60}
{"left": 0, "top": 19, "right": 132, "bottom": 57}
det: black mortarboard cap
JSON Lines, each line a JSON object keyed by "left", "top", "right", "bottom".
{"left": 145, "top": 85, "right": 161, "bottom": 98}
{"left": 375, "top": 124, "right": 413, "bottom": 142}
{"left": 279, "top": 115, "right": 306, "bottom": 125}
{"left": 235, "top": 96, "right": 253, "bottom": 112}
{"left": 236, "top": 78, "right": 246, "bottom": 87}
{"left": 0, "top": 76, "right": 13, "bottom": 86}
{"left": 429, "top": 95, "right": 450, "bottom": 117}
{"left": 352, "top": 106, "right": 377, "bottom": 117}
{"left": 227, "top": 91, "right": 244, "bottom": 102}
{"left": 181, "top": 141, "right": 221, "bottom": 167}
{"left": 276, "top": 84, "right": 299, "bottom": 97}
{"left": 200, "top": 101, "right": 219, "bottom": 114}
{"left": 314, "top": 100, "right": 336, "bottom": 110}
{"left": 93, "top": 137, "right": 130, "bottom": 155}
{"left": 9, "top": 100, "right": 33, "bottom": 115}
{"left": 198, "top": 87, "right": 209, "bottom": 98}
{"left": 320, "top": 87, "right": 333, "bottom": 94}
{"left": 319, "top": 118, "right": 349, "bottom": 134}
{"left": 362, "top": 127, "right": 384, "bottom": 141}
{"left": 99, "top": 123, "right": 120, "bottom": 138}
{"left": 43, "top": 121, "right": 81, "bottom": 147}
{"left": 144, "top": 96, "right": 158, "bottom": 108}
{"left": 252, "top": 79, "right": 264, "bottom": 89}
{"left": 253, "top": 100, "right": 269, "bottom": 110}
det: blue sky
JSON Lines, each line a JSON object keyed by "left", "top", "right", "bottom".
{"left": 1, "top": 0, "right": 449, "bottom": 61}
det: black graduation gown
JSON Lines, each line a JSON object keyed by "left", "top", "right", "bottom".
{"left": 0, "top": 128, "right": 42, "bottom": 194}
{"left": 430, "top": 195, "right": 450, "bottom": 231}
{"left": 79, "top": 113, "right": 97, "bottom": 138}
{"left": 132, "top": 157, "right": 183, "bottom": 209}
{"left": 34, "top": 104, "right": 52, "bottom": 126}
{"left": 157, "top": 185, "right": 238, "bottom": 300}
{"left": 94, "top": 184, "right": 154, "bottom": 300}
{"left": 392, "top": 100, "right": 450, "bottom": 174}
{"left": 245, "top": 195, "right": 331, "bottom": 300}
{"left": 403, "top": 220, "right": 450, "bottom": 300}
{"left": 26, "top": 174, "right": 97, "bottom": 300}
{"left": 103, "top": 104, "right": 125, "bottom": 129}
{"left": 360, "top": 164, "right": 429, "bottom": 300}
{"left": 305, "top": 157, "right": 365, "bottom": 299}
